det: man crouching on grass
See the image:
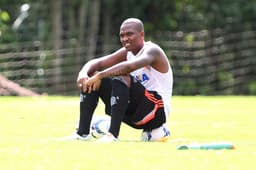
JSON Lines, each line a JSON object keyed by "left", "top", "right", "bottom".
{"left": 69, "top": 18, "right": 173, "bottom": 142}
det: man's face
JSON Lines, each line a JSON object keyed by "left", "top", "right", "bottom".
{"left": 119, "top": 23, "right": 144, "bottom": 54}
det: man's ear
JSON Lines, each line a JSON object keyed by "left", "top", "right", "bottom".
{"left": 140, "top": 31, "right": 145, "bottom": 37}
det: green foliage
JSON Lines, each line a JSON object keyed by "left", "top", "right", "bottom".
{"left": 1, "top": 0, "right": 256, "bottom": 41}
{"left": 0, "top": 10, "right": 14, "bottom": 42}
{"left": 205, "top": 0, "right": 256, "bottom": 28}
{"left": 248, "top": 81, "right": 256, "bottom": 95}
{"left": 1, "top": 0, "right": 256, "bottom": 33}
{"left": 217, "top": 71, "right": 234, "bottom": 83}
{"left": 185, "top": 33, "right": 194, "bottom": 43}
{"left": 175, "top": 78, "right": 197, "bottom": 95}
{"left": 216, "top": 71, "right": 235, "bottom": 95}
{"left": 0, "top": 11, "right": 10, "bottom": 22}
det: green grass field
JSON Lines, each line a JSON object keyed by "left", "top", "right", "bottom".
{"left": 0, "top": 96, "right": 255, "bottom": 170}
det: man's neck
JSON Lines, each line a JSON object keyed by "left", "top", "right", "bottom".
{"left": 132, "top": 41, "right": 145, "bottom": 55}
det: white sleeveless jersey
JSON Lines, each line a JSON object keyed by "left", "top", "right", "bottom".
{"left": 127, "top": 41, "right": 173, "bottom": 117}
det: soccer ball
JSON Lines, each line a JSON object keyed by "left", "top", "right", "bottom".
{"left": 141, "top": 125, "right": 170, "bottom": 142}
{"left": 91, "top": 115, "right": 110, "bottom": 138}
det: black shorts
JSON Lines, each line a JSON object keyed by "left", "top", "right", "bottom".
{"left": 99, "top": 76, "right": 167, "bottom": 130}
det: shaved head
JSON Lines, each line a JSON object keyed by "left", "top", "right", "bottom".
{"left": 121, "top": 18, "right": 144, "bottom": 32}
{"left": 119, "top": 18, "right": 145, "bottom": 54}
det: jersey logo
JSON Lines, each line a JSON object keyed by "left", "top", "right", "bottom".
{"left": 80, "top": 93, "right": 87, "bottom": 102}
{"left": 111, "top": 96, "right": 119, "bottom": 106}
{"left": 135, "top": 73, "right": 150, "bottom": 82}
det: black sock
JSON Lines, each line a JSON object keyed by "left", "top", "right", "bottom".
{"left": 109, "top": 79, "right": 129, "bottom": 138}
{"left": 77, "top": 92, "right": 98, "bottom": 136}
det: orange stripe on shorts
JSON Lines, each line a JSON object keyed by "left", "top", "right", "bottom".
{"left": 134, "top": 90, "right": 164, "bottom": 125}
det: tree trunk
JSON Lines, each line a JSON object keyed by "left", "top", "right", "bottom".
{"left": 79, "top": 0, "right": 89, "bottom": 46}
{"left": 0, "top": 74, "right": 39, "bottom": 96}
{"left": 87, "top": 0, "right": 101, "bottom": 60}
{"left": 102, "top": 10, "right": 112, "bottom": 55}
{"left": 77, "top": 0, "right": 89, "bottom": 68}
{"left": 67, "top": 1, "right": 75, "bottom": 38}
{"left": 51, "top": 0, "right": 63, "bottom": 92}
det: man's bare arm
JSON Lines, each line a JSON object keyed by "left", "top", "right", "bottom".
{"left": 77, "top": 48, "right": 127, "bottom": 89}
{"left": 97, "top": 49, "right": 157, "bottom": 79}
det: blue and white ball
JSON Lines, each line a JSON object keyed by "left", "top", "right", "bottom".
{"left": 91, "top": 116, "right": 110, "bottom": 138}
{"left": 141, "top": 125, "right": 170, "bottom": 142}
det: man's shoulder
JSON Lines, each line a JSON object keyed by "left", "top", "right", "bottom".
{"left": 144, "top": 41, "right": 164, "bottom": 55}
{"left": 145, "top": 41, "right": 157, "bottom": 47}
{"left": 145, "top": 41, "right": 162, "bottom": 50}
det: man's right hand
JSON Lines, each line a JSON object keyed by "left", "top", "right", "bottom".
{"left": 77, "top": 76, "right": 88, "bottom": 91}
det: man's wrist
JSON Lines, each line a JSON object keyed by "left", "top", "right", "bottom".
{"left": 96, "top": 71, "right": 104, "bottom": 79}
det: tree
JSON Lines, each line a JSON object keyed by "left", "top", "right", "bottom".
{"left": 87, "top": 0, "right": 101, "bottom": 60}
{"left": 50, "top": 0, "right": 63, "bottom": 90}
{"left": 0, "top": 74, "right": 39, "bottom": 96}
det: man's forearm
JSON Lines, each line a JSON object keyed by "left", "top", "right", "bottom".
{"left": 79, "top": 59, "right": 100, "bottom": 77}
{"left": 97, "top": 62, "right": 132, "bottom": 79}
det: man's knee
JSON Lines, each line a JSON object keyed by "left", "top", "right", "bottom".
{"left": 112, "top": 75, "right": 131, "bottom": 88}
